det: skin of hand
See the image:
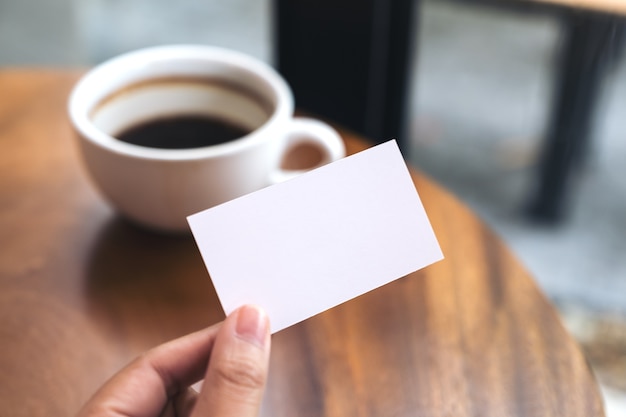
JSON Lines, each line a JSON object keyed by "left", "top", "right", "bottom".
{"left": 76, "top": 305, "right": 271, "bottom": 417}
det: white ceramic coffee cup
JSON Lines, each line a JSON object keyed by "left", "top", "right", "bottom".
{"left": 69, "top": 45, "right": 345, "bottom": 232}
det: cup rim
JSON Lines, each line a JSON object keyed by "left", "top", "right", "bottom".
{"left": 68, "top": 44, "right": 293, "bottom": 161}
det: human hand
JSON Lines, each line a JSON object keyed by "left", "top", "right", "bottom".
{"left": 77, "top": 305, "right": 271, "bottom": 417}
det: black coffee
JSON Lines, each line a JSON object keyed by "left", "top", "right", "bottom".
{"left": 115, "top": 115, "right": 250, "bottom": 149}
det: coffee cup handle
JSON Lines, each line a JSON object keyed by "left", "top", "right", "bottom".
{"left": 270, "top": 118, "right": 346, "bottom": 184}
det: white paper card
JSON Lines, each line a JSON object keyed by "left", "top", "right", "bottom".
{"left": 188, "top": 140, "right": 443, "bottom": 333}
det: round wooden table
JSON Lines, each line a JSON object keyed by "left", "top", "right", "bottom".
{"left": 0, "top": 70, "right": 604, "bottom": 417}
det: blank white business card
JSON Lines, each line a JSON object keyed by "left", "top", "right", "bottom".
{"left": 188, "top": 140, "right": 443, "bottom": 333}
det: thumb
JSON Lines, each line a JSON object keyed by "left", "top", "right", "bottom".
{"left": 191, "top": 305, "right": 271, "bottom": 417}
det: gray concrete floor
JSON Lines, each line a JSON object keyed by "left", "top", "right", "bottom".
{"left": 1, "top": 0, "right": 625, "bottom": 413}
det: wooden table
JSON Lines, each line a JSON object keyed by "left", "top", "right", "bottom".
{"left": 0, "top": 70, "right": 605, "bottom": 417}
{"left": 534, "top": 0, "right": 626, "bottom": 15}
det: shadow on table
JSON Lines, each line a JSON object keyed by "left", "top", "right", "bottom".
{"left": 82, "top": 216, "right": 224, "bottom": 348}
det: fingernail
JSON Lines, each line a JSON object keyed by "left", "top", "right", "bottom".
{"left": 235, "top": 305, "right": 269, "bottom": 349}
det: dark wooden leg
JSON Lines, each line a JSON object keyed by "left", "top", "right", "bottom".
{"left": 528, "top": 11, "right": 625, "bottom": 222}
{"left": 273, "top": 0, "right": 418, "bottom": 152}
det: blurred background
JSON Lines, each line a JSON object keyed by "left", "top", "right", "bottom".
{"left": 1, "top": 0, "right": 624, "bottom": 413}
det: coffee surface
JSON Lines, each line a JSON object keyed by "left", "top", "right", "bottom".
{"left": 115, "top": 115, "right": 250, "bottom": 149}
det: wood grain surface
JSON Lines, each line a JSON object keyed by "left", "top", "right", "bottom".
{"left": 0, "top": 70, "right": 604, "bottom": 417}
